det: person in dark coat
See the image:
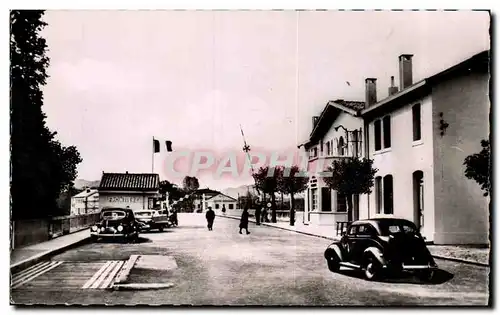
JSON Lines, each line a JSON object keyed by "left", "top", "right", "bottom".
{"left": 222, "top": 204, "right": 227, "bottom": 216}
{"left": 205, "top": 207, "right": 215, "bottom": 231}
{"left": 170, "top": 209, "right": 178, "bottom": 226}
{"left": 254, "top": 205, "right": 261, "bottom": 225}
{"left": 239, "top": 207, "right": 250, "bottom": 234}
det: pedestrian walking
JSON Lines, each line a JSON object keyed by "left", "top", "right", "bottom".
{"left": 239, "top": 207, "right": 250, "bottom": 234}
{"left": 170, "top": 209, "right": 178, "bottom": 226}
{"left": 206, "top": 206, "right": 215, "bottom": 231}
{"left": 222, "top": 204, "right": 227, "bottom": 216}
{"left": 254, "top": 205, "right": 261, "bottom": 225}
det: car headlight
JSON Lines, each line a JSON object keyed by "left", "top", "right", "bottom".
{"left": 91, "top": 225, "right": 98, "bottom": 232}
{"left": 117, "top": 225, "right": 124, "bottom": 232}
{"left": 100, "top": 227, "right": 105, "bottom": 232}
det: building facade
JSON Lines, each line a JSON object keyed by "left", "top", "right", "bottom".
{"left": 206, "top": 193, "right": 237, "bottom": 215}
{"left": 301, "top": 50, "right": 490, "bottom": 245}
{"left": 362, "top": 51, "right": 490, "bottom": 244}
{"left": 70, "top": 188, "right": 99, "bottom": 215}
{"left": 301, "top": 100, "right": 367, "bottom": 227}
{"left": 98, "top": 172, "right": 161, "bottom": 211}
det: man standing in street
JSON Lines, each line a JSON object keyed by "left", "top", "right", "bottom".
{"left": 239, "top": 207, "right": 250, "bottom": 235}
{"left": 254, "top": 204, "right": 261, "bottom": 225}
{"left": 206, "top": 206, "right": 215, "bottom": 231}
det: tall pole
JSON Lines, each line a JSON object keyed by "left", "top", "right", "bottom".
{"left": 152, "top": 136, "right": 155, "bottom": 173}
{"left": 240, "top": 124, "right": 261, "bottom": 198}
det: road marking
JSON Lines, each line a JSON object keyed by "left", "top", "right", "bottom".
{"left": 83, "top": 260, "right": 125, "bottom": 289}
{"left": 100, "top": 260, "right": 124, "bottom": 289}
{"left": 11, "top": 261, "right": 64, "bottom": 289}
{"left": 82, "top": 260, "right": 113, "bottom": 289}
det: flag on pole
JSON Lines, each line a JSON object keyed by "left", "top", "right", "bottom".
{"left": 153, "top": 139, "right": 160, "bottom": 153}
{"left": 165, "top": 140, "right": 173, "bottom": 152}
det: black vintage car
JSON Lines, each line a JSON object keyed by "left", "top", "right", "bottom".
{"left": 324, "top": 218, "right": 438, "bottom": 281}
{"left": 90, "top": 207, "right": 140, "bottom": 242}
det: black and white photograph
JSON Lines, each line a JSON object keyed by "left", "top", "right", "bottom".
{"left": 9, "top": 7, "right": 492, "bottom": 306}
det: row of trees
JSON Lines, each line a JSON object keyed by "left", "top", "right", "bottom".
{"left": 159, "top": 176, "right": 200, "bottom": 211}
{"left": 252, "top": 158, "right": 377, "bottom": 226}
{"left": 11, "top": 10, "right": 83, "bottom": 219}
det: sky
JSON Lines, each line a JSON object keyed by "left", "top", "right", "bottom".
{"left": 40, "top": 10, "right": 490, "bottom": 190}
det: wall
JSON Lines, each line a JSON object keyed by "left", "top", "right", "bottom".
{"left": 431, "top": 71, "right": 490, "bottom": 244}
{"left": 367, "top": 94, "right": 436, "bottom": 241}
{"left": 99, "top": 192, "right": 153, "bottom": 210}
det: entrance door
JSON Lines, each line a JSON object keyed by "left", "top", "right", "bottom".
{"left": 321, "top": 187, "right": 331, "bottom": 212}
{"left": 413, "top": 171, "right": 424, "bottom": 232}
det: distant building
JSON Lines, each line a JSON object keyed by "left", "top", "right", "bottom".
{"left": 98, "top": 172, "right": 161, "bottom": 210}
{"left": 192, "top": 188, "right": 220, "bottom": 212}
{"left": 70, "top": 188, "right": 99, "bottom": 215}
{"left": 206, "top": 193, "right": 237, "bottom": 214}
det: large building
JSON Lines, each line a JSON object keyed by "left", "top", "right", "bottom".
{"left": 70, "top": 188, "right": 99, "bottom": 215}
{"left": 98, "top": 172, "right": 161, "bottom": 210}
{"left": 301, "top": 50, "right": 490, "bottom": 245}
{"left": 206, "top": 193, "right": 237, "bottom": 215}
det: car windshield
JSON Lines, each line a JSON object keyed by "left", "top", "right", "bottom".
{"left": 379, "top": 221, "right": 418, "bottom": 236}
{"left": 101, "top": 210, "right": 126, "bottom": 220}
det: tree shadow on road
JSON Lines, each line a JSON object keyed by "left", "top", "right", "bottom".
{"left": 336, "top": 268, "right": 454, "bottom": 285}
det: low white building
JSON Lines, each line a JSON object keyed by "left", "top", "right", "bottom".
{"left": 70, "top": 188, "right": 99, "bottom": 215}
{"left": 206, "top": 193, "right": 237, "bottom": 215}
{"left": 98, "top": 172, "right": 161, "bottom": 211}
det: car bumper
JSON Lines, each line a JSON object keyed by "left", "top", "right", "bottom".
{"left": 91, "top": 231, "right": 137, "bottom": 238}
{"left": 401, "top": 264, "right": 438, "bottom": 270}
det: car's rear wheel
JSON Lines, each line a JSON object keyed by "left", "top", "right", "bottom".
{"left": 364, "top": 256, "right": 382, "bottom": 281}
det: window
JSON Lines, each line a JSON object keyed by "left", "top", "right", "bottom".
{"left": 215, "top": 204, "right": 220, "bottom": 209}
{"left": 412, "top": 104, "right": 421, "bottom": 141}
{"left": 338, "top": 136, "right": 345, "bottom": 156}
{"left": 375, "top": 176, "right": 382, "bottom": 214}
{"left": 348, "top": 225, "right": 358, "bottom": 236}
{"left": 229, "top": 203, "right": 234, "bottom": 210}
{"left": 336, "top": 192, "right": 347, "bottom": 212}
{"left": 374, "top": 120, "right": 381, "bottom": 151}
{"left": 383, "top": 116, "right": 391, "bottom": 148}
{"left": 358, "top": 224, "right": 375, "bottom": 236}
{"left": 311, "top": 188, "right": 318, "bottom": 211}
{"left": 326, "top": 141, "right": 331, "bottom": 156}
{"left": 383, "top": 175, "right": 394, "bottom": 214}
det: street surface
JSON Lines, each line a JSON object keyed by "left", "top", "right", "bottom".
{"left": 11, "top": 214, "right": 489, "bottom": 305}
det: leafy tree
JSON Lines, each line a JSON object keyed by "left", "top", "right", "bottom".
{"left": 182, "top": 176, "right": 200, "bottom": 192}
{"left": 277, "top": 166, "right": 308, "bottom": 226}
{"left": 464, "top": 140, "right": 491, "bottom": 197}
{"left": 323, "top": 157, "right": 378, "bottom": 222}
{"left": 10, "top": 10, "right": 83, "bottom": 220}
{"left": 253, "top": 166, "right": 281, "bottom": 223}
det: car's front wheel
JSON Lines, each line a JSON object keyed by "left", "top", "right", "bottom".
{"left": 364, "top": 256, "right": 382, "bottom": 281}
{"left": 327, "top": 257, "right": 340, "bottom": 272}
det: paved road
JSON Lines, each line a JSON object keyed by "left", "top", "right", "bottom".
{"left": 11, "top": 214, "right": 489, "bottom": 305}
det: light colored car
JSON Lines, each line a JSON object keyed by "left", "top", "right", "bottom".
{"left": 134, "top": 209, "right": 172, "bottom": 232}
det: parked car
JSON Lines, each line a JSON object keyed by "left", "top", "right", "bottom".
{"left": 90, "top": 207, "right": 140, "bottom": 242}
{"left": 324, "top": 217, "right": 438, "bottom": 281}
{"left": 134, "top": 209, "right": 172, "bottom": 232}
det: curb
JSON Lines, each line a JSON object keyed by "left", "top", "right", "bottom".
{"left": 10, "top": 236, "right": 91, "bottom": 274}
{"left": 430, "top": 254, "right": 489, "bottom": 267}
{"left": 217, "top": 215, "right": 489, "bottom": 268}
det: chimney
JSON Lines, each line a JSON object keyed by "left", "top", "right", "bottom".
{"left": 388, "top": 76, "right": 399, "bottom": 96}
{"left": 365, "top": 78, "right": 377, "bottom": 108}
{"left": 312, "top": 116, "right": 319, "bottom": 128}
{"left": 399, "top": 54, "right": 413, "bottom": 90}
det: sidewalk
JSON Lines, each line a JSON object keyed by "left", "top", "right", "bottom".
{"left": 219, "top": 214, "right": 490, "bottom": 267}
{"left": 10, "top": 229, "right": 90, "bottom": 272}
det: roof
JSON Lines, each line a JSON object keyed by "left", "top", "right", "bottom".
{"left": 206, "top": 193, "right": 237, "bottom": 201}
{"left": 302, "top": 99, "right": 365, "bottom": 149}
{"left": 72, "top": 189, "right": 98, "bottom": 199}
{"left": 193, "top": 188, "right": 221, "bottom": 196}
{"left": 98, "top": 173, "right": 160, "bottom": 191}
{"left": 361, "top": 49, "right": 490, "bottom": 118}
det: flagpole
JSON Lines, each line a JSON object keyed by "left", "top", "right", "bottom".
{"left": 152, "top": 136, "right": 154, "bottom": 173}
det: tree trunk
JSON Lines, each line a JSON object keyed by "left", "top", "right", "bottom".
{"left": 347, "top": 194, "right": 353, "bottom": 222}
{"left": 271, "top": 193, "right": 277, "bottom": 223}
{"left": 290, "top": 192, "right": 295, "bottom": 226}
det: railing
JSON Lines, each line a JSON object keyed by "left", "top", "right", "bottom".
{"left": 12, "top": 213, "right": 101, "bottom": 249}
